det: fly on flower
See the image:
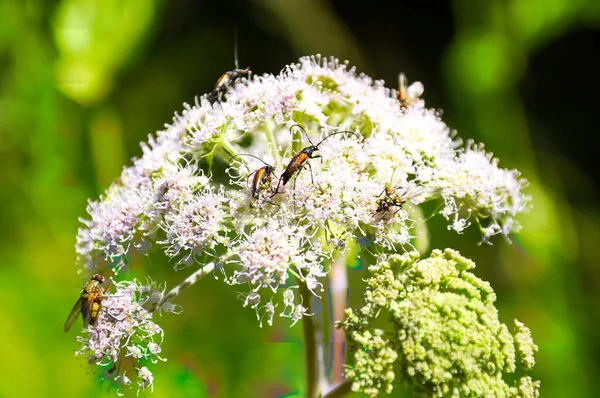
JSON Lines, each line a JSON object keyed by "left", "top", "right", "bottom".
{"left": 229, "top": 153, "right": 276, "bottom": 201}
{"left": 271, "top": 125, "right": 359, "bottom": 196}
{"left": 398, "top": 73, "right": 424, "bottom": 108}
{"left": 209, "top": 30, "right": 250, "bottom": 104}
{"left": 64, "top": 274, "right": 111, "bottom": 332}
{"left": 375, "top": 183, "right": 423, "bottom": 217}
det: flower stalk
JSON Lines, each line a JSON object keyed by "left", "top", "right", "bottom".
{"left": 322, "top": 379, "right": 352, "bottom": 398}
{"left": 329, "top": 249, "right": 350, "bottom": 384}
{"left": 152, "top": 263, "right": 215, "bottom": 312}
{"left": 299, "top": 280, "right": 320, "bottom": 398}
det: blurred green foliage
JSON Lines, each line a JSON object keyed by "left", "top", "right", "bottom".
{"left": 0, "top": 0, "right": 598, "bottom": 397}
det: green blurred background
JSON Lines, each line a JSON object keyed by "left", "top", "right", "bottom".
{"left": 1, "top": 0, "right": 599, "bottom": 397}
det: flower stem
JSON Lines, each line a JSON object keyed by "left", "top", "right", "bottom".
{"left": 322, "top": 379, "right": 352, "bottom": 398}
{"left": 316, "top": 300, "right": 329, "bottom": 394}
{"left": 264, "top": 121, "right": 283, "bottom": 169}
{"left": 154, "top": 263, "right": 215, "bottom": 311}
{"left": 299, "top": 281, "right": 319, "bottom": 398}
{"left": 330, "top": 248, "right": 350, "bottom": 384}
{"left": 220, "top": 138, "right": 238, "bottom": 159}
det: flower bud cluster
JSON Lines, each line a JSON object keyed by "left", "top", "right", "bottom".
{"left": 337, "top": 249, "right": 540, "bottom": 397}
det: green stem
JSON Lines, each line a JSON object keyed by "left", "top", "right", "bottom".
{"left": 288, "top": 268, "right": 302, "bottom": 280}
{"left": 264, "top": 121, "right": 283, "bottom": 169}
{"left": 218, "top": 138, "right": 238, "bottom": 161}
{"left": 322, "top": 379, "right": 352, "bottom": 398}
{"left": 316, "top": 299, "right": 329, "bottom": 394}
{"left": 300, "top": 281, "right": 319, "bottom": 398}
{"left": 330, "top": 248, "right": 350, "bottom": 385}
{"left": 152, "top": 263, "right": 215, "bottom": 312}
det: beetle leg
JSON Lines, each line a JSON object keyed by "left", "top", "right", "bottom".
{"left": 306, "top": 161, "right": 326, "bottom": 193}
{"left": 310, "top": 154, "right": 323, "bottom": 164}
{"left": 270, "top": 175, "right": 284, "bottom": 198}
{"left": 259, "top": 197, "right": 277, "bottom": 206}
{"left": 292, "top": 167, "right": 301, "bottom": 193}
{"left": 246, "top": 169, "right": 258, "bottom": 191}
{"left": 305, "top": 162, "right": 317, "bottom": 188}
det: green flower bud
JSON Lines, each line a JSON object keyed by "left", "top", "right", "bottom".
{"left": 338, "top": 249, "right": 540, "bottom": 397}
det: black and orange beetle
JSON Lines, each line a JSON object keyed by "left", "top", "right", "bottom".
{"left": 229, "top": 153, "right": 276, "bottom": 200}
{"left": 209, "top": 31, "right": 250, "bottom": 104}
{"left": 271, "top": 125, "right": 359, "bottom": 196}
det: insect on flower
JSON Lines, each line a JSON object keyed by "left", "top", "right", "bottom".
{"left": 398, "top": 73, "right": 424, "bottom": 108}
{"left": 375, "top": 183, "right": 422, "bottom": 217}
{"left": 64, "top": 274, "right": 111, "bottom": 332}
{"left": 209, "top": 30, "right": 250, "bottom": 104}
{"left": 271, "top": 125, "right": 359, "bottom": 196}
{"left": 229, "top": 153, "right": 276, "bottom": 200}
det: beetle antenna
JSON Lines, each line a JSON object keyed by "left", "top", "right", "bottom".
{"left": 229, "top": 153, "right": 270, "bottom": 167}
{"left": 315, "top": 130, "right": 360, "bottom": 147}
{"left": 290, "top": 124, "right": 314, "bottom": 146}
{"left": 234, "top": 27, "right": 240, "bottom": 70}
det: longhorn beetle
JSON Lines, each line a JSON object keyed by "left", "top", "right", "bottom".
{"left": 210, "top": 30, "right": 251, "bottom": 104}
{"left": 271, "top": 125, "right": 359, "bottom": 197}
{"left": 229, "top": 153, "right": 276, "bottom": 200}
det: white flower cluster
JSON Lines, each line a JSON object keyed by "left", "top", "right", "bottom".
{"left": 75, "top": 55, "right": 529, "bottom": 327}
{"left": 75, "top": 280, "right": 173, "bottom": 395}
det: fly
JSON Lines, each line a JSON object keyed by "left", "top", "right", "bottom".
{"left": 64, "top": 274, "right": 111, "bottom": 332}
{"left": 375, "top": 183, "right": 422, "bottom": 217}
{"left": 398, "top": 73, "right": 424, "bottom": 108}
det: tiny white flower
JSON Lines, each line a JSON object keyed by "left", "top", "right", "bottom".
{"left": 242, "top": 292, "right": 261, "bottom": 308}
{"left": 126, "top": 345, "right": 143, "bottom": 359}
{"left": 138, "top": 366, "right": 154, "bottom": 391}
{"left": 291, "top": 304, "right": 311, "bottom": 326}
{"left": 280, "top": 288, "right": 296, "bottom": 318}
{"left": 148, "top": 342, "right": 161, "bottom": 355}
{"left": 259, "top": 302, "right": 276, "bottom": 327}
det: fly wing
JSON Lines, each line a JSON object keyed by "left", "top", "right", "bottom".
{"left": 82, "top": 296, "right": 94, "bottom": 328}
{"left": 401, "top": 187, "right": 426, "bottom": 203}
{"left": 64, "top": 297, "right": 84, "bottom": 332}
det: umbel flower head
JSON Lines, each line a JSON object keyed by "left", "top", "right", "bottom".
{"left": 337, "top": 249, "right": 540, "bottom": 397}
{"left": 76, "top": 55, "right": 529, "bottom": 323}
{"left": 71, "top": 55, "right": 532, "bottom": 394}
